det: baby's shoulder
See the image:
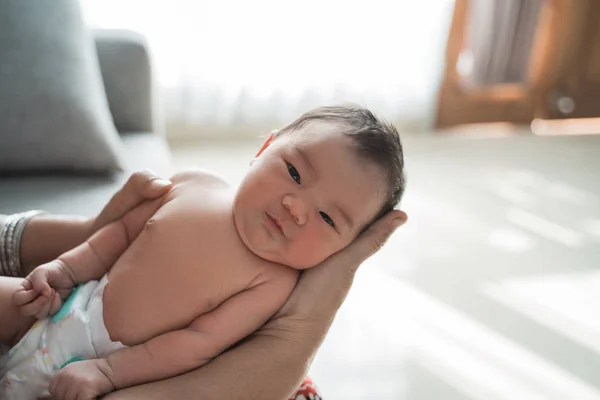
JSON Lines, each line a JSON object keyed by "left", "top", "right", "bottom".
{"left": 257, "top": 262, "right": 299, "bottom": 290}
{"left": 169, "top": 168, "right": 229, "bottom": 190}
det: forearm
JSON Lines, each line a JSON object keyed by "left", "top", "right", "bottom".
{"left": 103, "top": 320, "right": 323, "bottom": 400}
{"left": 195, "top": 318, "right": 327, "bottom": 399}
{"left": 54, "top": 197, "right": 162, "bottom": 283}
{"left": 58, "top": 220, "right": 131, "bottom": 283}
{"left": 14, "top": 214, "right": 92, "bottom": 276}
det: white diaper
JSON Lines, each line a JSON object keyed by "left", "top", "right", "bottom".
{"left": 0, "top": 275, "right": 124, "bottom": 399}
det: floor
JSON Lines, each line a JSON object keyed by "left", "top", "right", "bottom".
{"left": 170, "top": 132, "right": 600, "bottom": 400}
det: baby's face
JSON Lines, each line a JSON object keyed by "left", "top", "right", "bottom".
{"left": 233, "top": 122, "right": 387, "bottom": 269}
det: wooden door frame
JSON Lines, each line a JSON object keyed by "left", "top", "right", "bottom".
{"left": 434, "top": 0, "right": 583, "bottom": 129}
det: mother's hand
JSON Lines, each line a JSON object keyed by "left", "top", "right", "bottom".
{"left": 255, "top": 209, "right": 408, "bottom": 389}
{"left": 89, "top": 170, "right": 172, "bottom": 234}
{"left": 275, "top": 208, "right": 407, "bottom": 323}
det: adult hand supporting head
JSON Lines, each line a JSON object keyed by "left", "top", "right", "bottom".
{"left": 266, "top": 209, "right": 408, "bottom": 350}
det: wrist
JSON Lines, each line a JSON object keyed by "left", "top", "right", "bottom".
{"left": 279, "top": 267, "right": 355, "bottom": 322}
{"left": 96, "top": 357, "right": 118, "bottom": 392}
{"left": 19, "top": 214, "right": 91, "bottom": 276}
{"left": 52, "top": 259, "right": 77, "bottom": 285}
{"left": 1, "top": 210, "right": 48, "bottom": 277}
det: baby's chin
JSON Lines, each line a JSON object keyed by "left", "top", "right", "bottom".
{"left": 251, "top": 248, "right": 317, "bottom": 270}
{"left": 272, "top": 253, "right": 325, "bottom": 270}
{"left": 245, "top": 244, "right": 322, "bottom": 270}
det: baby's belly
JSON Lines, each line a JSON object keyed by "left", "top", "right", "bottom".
{"left": 102, "top": 251, "right": 245, "bottom": 346}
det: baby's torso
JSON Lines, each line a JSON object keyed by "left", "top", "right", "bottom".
{"left": 103, "top": 172, "right": 276, "bottom": 345}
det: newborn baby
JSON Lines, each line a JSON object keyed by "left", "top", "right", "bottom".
{"left": 0, "top": 105, "right": 406, "bottom": 399}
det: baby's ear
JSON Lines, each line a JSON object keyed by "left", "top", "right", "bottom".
{"left": 254, "top": 131, "right": 277, "bottom": 158}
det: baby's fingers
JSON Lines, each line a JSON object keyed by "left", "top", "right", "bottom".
{"left": 49, "top": 372, "right": 64, "bottom": 399}
{"left": 20, "top": 279, "right": 32, "bottom": 290}
{"left": 49, "top": 292, "right": 63, "bottom": 316}
{"left": 12, "top": 287, "right": 39, "bottom": 306}
{"left": 31, "top": 278, "right": 52, "bottom": 298}
{"left": 35, "top": 294, "right": 54, "bottom": 319}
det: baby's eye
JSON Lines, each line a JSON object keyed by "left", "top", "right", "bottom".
{"left": 287, "top": 162, "right": 301, "bottom": 184}
{"left": 320, "top": 211, "right": 335, "bottom": 228}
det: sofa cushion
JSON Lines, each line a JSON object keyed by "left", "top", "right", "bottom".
{"left": 95, "top": 30, "right": 160, "bottom": 136}
{"left": 0, "top": 133, "right": 172, "bottom": 217}
{"left": 0, "top": 0, "right": 124, "bottom": 173}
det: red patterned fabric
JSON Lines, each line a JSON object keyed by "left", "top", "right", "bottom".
{"left": 288, "top": 376, "right": 323, "bottom": 400}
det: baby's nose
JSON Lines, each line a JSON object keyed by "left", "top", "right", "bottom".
{"left": 282, "top": 195, "right": 307, "bottom": 225}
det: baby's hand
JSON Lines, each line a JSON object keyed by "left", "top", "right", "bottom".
{"left": 49, "top": 359, "right": 115, "bottom": 400}
{"left": 12, "top": 260, "right": 76, "bottom": 319}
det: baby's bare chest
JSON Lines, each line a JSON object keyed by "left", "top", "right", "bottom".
{"left": 105, "top": 188, "right": 264, "bottom": 344}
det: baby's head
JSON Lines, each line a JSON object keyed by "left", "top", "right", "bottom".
{"left": 233, "top": 105, "right": 405, "bottom": 269}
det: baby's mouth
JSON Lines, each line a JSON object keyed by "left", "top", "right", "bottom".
{"left": 265, "top": 212, "right": 286, "bottom": 238}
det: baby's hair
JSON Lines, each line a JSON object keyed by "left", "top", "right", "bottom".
{"left": 276, "top": 105, "right": 405, "bottom": 231}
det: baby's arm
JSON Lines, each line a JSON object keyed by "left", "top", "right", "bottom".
{"left": 13, "top": 197, "right": 165, "bottom": 317}
{"left": 102, "top": 271, "right": 297, "bottom": 391}
{"left": 57, "top": 196, "right": 163, "bottom": 283}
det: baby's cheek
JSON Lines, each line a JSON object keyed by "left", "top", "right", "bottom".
{"left": 288, "top": 232, "right": 338, "bottom": 268}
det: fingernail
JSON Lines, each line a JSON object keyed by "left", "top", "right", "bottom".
{"left": 152, "top": 179, "right": 172, "bottom": 188}
{"left": 392, "top": 217, "right": 405, "bottom": 228}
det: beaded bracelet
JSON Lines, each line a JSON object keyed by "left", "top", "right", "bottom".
{"left": 0, "top": 210, "right": 47, "bottom": 277}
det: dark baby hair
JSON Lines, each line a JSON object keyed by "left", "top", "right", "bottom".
{"left": 277, "top": 105, "right": 406, "bottom": 230}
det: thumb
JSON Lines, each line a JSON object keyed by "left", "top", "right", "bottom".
{"left": 93, "top": 170, "right": 171, "bottom": 231}
{"left": 341, "top": 210, "right": 407, "bottom": 267}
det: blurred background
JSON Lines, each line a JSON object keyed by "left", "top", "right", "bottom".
{"left": 81, "top": 0, "right": 599, "bottom": 398}
{"left": 82, "top": 0, "right": 454, "bottom": 137}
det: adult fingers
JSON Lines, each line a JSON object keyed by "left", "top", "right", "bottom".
{"left": 12, "top": 287, "right": 38, "bottom": 306}
{"left": 49, "top": 373, "right": 65, "bottom": 400}
{"left": 66, "top": 379, "right": 79, "bottom": 400}
{"left": 334, "top": 209, "right": 407, "bottom": 271}
{"left": 20, "top": 279, "right": 32, "bottom": 290}
{"left": 19, "top": 294, "right": 49, "bottom": 317}
{"left": 91, "top": 170, "right": 172, "bottom": 232}
{"left": 274, "top": 209, "right": 407, "bottom": 319}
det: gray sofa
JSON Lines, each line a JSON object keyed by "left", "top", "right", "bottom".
{"left": 0, "top": 29, "right": 173, "bottom": 217}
